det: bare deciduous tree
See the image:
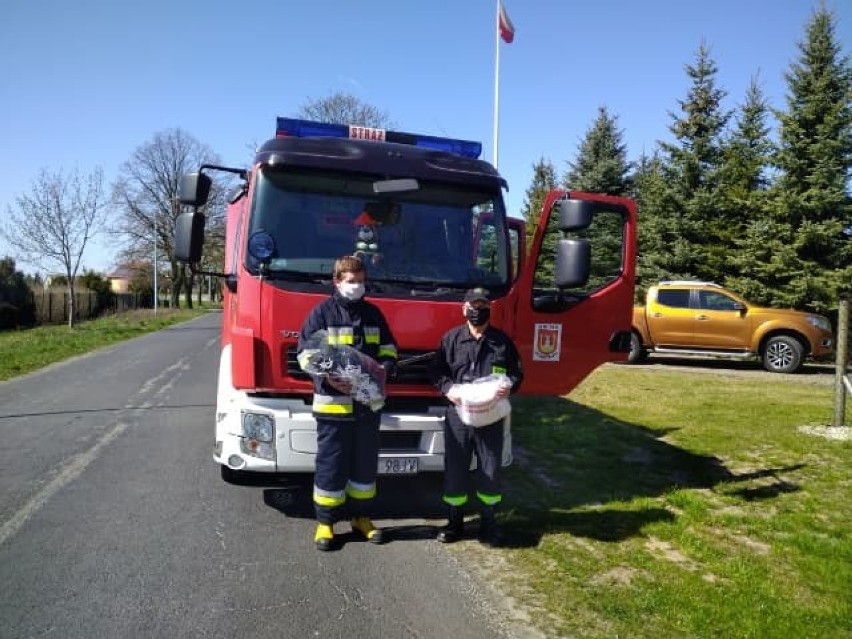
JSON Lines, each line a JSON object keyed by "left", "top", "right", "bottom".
{"left": 297, "top": 92, "right": 394, "bottom": 128}
{"left": 1, "top": 167, "right": 107, "bottom": 326}
{"left": 111, "top": 129, "right": 228, "bottom": 309}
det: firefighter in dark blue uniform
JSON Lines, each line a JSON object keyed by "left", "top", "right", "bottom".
{"left": 432, "top": 287, "right": 523, "bottom": 546}
{"left": 297, "top": 255, "right": 398, "bottom": 551}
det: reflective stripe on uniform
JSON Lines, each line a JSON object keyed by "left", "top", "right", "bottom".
{"left": 492, "top": 365, "right": 506, "bottom": 375}
{"left": 379, "top": 343, "right": 398, "bottom": 359}
{"left": 346, "top": 479, "right": 376, "bottom": 500}
{"left": 328, "top": 327, "right": 354, "bottom": 345}
{"left": 442, "top": 494, "right": 468, "bottom": 507}
{"left": 476, "top": 491, "right": 502, "bottom": 506}
{"left": 364, "top": 326, "right": 380, "bottom": 344}
{"left": 314, "top": 485, "right": 346, "bottom": 507}
{"left": 313, "top": 393, "right": 353, "bottom": 415}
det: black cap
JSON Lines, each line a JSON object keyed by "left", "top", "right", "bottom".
{"left": 463, "top": 287, "right": 490, "bottom": 303}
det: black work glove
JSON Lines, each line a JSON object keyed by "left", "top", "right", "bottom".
{"left": 382, "top": 360, "right": 397, "bottom": 382}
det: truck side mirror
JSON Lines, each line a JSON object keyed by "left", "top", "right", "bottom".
{"left": 174, "top": 211, "right": 206, "bottom": 263}
{"left": 557, "top": 199, "right": 593, "bottom": 231}
{"left": 178, "top": 172, "right": 212, "bottom": 207}
{"left": 555, "top": 238, "right": 590, "bottom": 288}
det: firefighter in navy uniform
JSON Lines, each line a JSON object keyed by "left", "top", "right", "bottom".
{"left": 297, "top": 255, "right": 398, "bottom": 551}
{"left": 431, "top": 287, "right": 523, "bottom": 546}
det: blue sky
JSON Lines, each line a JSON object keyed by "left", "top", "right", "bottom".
{"left": 1, "top": 0, "right": 850, "bottom": 275}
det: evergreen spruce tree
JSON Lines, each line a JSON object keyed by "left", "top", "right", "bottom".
{"left": 720, "top": 77, "right": 773, "bottom": 196}
{"left": 519, "top": 157, "right": 558, "bottom": 245}
{"left": 563, "top": 106, "right": 632, "bottom": 195}
{"left": 772, "top": 7, "right": 852, "bottom": 310}
{"left": 658, "top": 42, "right": 731, "bottom": 281}
{"left": 727, "top": 217, "right": 808, "bottom": 307}
{"left": 0, "top": 257, "right": 35, "bottom": 328}
{"left": 631, "top": 153, "right": 688, "bottom": 294}
{"left": 719, "top": 76, "right": 775, "bottom": 296}
{"left": 553, "top": 108, "right": 633, "bottom": 291}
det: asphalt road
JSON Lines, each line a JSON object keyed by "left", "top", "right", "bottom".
{"left": 0, "top": 312, "right": 533, "bottom": 639}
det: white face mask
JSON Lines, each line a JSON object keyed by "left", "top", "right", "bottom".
{"left": 338, "top": 282, "right": 365, "bottom": 301}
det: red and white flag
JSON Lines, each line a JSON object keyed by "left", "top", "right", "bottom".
{"left": 498, "top": 0, "right": 515, "bottom": 43}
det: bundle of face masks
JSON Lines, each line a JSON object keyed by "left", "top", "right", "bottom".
{"left": 297, "top": 330, "right": 387, "bottom": 411}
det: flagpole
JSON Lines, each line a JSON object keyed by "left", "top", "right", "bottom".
{"left": 492, "top": 0, "right": 501, "bottom": 169}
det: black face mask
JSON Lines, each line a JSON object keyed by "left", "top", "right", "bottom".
{"left": 465, "top": 307, "right": 491, "bottom": 327}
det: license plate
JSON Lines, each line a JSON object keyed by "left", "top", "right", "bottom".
{"left": 378, "top": 457, "right": 419, "bottom": 475}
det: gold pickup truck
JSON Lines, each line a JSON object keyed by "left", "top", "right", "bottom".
{"left": 630, "top": 281, "right": 835, "bottom": 373}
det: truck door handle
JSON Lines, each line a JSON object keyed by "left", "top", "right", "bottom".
{"left": 652, "top": 312, "right": 663, "bottom": 317}
{"left": 696, "top": 315, "right": 709, "bottom": 320}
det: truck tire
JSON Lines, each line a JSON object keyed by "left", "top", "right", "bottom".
{"left": 762, "top": 335, "right": 804, "bottom": 373}
{"left": 627, "top": 332, "right": 648, "bottom": 364}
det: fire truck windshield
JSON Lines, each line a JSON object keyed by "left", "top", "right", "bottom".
{"left": 246, "top": 167, "right": 511, "bottom": 288}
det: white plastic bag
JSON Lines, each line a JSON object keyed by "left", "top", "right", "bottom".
{"left": 449, "top": 374, "right": 512, "bottom": 427}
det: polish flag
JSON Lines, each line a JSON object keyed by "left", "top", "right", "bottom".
{"left": 498, "top": 1, "right": 515, "bottom": 43}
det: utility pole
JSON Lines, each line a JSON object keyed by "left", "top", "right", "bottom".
{"left": 153, "top": 208, "right": 158, "bottom": 316}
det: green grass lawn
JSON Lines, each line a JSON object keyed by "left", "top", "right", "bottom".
{"left": 464, "top": 365, "right": 851, "bottom": 639}
{"left": 0, "top": 308, "right": 210, "bottom": 381}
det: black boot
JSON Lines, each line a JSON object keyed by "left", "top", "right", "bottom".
{"left": 478, "top": 506, "right": 500, "bottom": 547}
{"left": 436, "top": 506, "right": 464, "bottom": 543}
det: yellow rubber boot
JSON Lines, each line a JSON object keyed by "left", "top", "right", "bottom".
{"left": 314, "top": 523, "right": 334, "bottom": 551}
{"left": 351, "top": 517, "right": 384, "bottom": 544}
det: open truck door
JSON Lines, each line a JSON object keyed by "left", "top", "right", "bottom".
{"left": 511, "top": 192, "right": 636, "bottom": 395}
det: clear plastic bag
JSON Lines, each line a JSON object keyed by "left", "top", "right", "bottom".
{"left": 449, "top": 374, "right": 512, "bottom": 427}
{"left": 298, "top": 330, "right": 387, "bottom": 412}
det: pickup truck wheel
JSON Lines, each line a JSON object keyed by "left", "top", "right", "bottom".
{"left": 627, "top": 332, "right": 648, "bottom": 364}
{"left": 762, "top": 336, "right": 804, "bottom": 373}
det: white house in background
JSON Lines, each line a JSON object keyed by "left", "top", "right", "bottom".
{"left": 107, "top": 268, "right": 133, "bottom": 294}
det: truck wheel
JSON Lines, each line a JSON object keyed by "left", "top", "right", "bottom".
{"left": 762, "top": 335, "right": 804, "bottom": 373}
{"left": 627, "top": 332, "right": 648, "bottom": 364}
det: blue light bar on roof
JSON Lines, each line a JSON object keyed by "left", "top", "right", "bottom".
{"left": 275, "top": 117, "right": 482, "bottom": 159}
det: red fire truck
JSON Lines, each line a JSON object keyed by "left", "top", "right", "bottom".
{"left": 175, "top": 118, "right": 637, "bottom": 480}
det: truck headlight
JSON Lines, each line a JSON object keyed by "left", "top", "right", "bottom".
{"left": 807, "top": 315, "right": 831, "bottom": 332}
{"left": 240, "top": 439, "right": 274, "bottom": 460}
{"left": 241, "top": 412, "right": 274, "bottom": 442}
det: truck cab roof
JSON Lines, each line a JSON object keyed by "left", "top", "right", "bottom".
{"left": 254, "top": 136, "right": 507, "bottom": 190}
